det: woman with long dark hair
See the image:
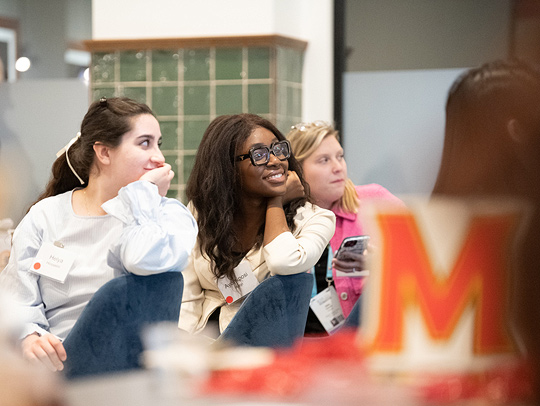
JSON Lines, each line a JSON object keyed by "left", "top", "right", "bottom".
{"left": 179, "top": 114, "right": 335, "bottom": 334}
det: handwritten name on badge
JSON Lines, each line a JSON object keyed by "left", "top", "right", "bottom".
{"left": 31, "top": 242, "right": 75, "bottom": 283}
{"left": 217, "top": 260, "right": 259, "bottom": 304}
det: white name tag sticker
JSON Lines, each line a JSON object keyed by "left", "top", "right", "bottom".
{"left": 310, "top": 286, "right": 346, "bottom": 334}
{"left": 217, "top": 260, "right": 259, "bottom": 304}
{"left": 30, "top": 242, "right": 75, "bottom": 283}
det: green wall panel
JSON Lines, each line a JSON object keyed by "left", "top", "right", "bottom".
{"left": 90, "top": 44, "right": 303, "bottom": 203}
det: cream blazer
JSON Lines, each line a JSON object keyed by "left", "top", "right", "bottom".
{"left": 178, "top": 202, "right": 336, "bottom": 335}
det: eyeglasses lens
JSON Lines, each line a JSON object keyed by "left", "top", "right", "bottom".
{"left": 250, "top": 141, "right": 290, "bottom": 166}
{"left": 252, "top": 148, "right": 269, "bottom": 164}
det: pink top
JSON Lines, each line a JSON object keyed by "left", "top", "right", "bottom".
{"left": 330, "top": 184, "right": 404, "bottom": 317}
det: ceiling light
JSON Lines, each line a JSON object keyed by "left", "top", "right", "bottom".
{"left": 15, "top": 57, "right": 31, "bottom": 72}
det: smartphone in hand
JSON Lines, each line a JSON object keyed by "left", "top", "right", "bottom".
{"left": 335, "top": 235, "right": 370, "bottom": 260}
{"left": 335, "top": 235, "right": 370, "bottom": 277}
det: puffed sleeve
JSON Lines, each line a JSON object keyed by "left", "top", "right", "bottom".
{"left": 263, "top": 204, "right": 336, "bottom": 275}
{"left": 102, "top": 180, "right": 198, "bottom": 276}
{"left": 0, "top": 210, "right": 50, "bottom": 338}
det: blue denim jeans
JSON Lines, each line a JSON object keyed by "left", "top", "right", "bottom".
{"left": 62, "top": 272, "right": 183, "bottom": 380}
{"left": 217, "top": 272, "right": 313, "bottom": 348}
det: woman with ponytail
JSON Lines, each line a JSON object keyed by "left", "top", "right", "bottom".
{"left": 0, "top": 97, "right": 197, "bottom": 372}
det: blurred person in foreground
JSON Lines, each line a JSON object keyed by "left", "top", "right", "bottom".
{"left": 432, "top": 59, "right": 540, "bottom": 403}
{"left": 0, "top": 289, "right": 63, "bottom": 406}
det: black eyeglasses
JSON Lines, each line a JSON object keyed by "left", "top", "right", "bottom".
{"left": 235, "top": 140, "right": 291, "bottom": 166}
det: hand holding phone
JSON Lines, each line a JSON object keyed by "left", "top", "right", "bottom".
{"left": 335, "top": 235, "right": 369, "bottom": 260}
{"left": 334, "top": 235, "right": 370, "bottom": 277}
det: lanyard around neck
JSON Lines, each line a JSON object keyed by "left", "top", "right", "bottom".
{"left": 310, "top": 245, "right": 333, "bottom": 298}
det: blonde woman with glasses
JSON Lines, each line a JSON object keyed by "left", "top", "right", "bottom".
{"left": 287, "top": 121, "right": 403, "bottom": 335}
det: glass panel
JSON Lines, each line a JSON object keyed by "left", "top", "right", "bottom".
{"left": 184, "top": 119, "right": 210, "bottom": 150}
{"left": 164, "top": 153, "right": 179, "bottom": 184}
{"left": 277, "top": 119, "right": 292, "bottom": 136}
{"left": 276, "top": 47, "right": 287, "bottom": 82}
{"left": 248, "top": 84, "right": 270, "bottom": 114}
{"left": 184, "top": 49, "right": 210, "bottom": 81}
{"left": 152, "top": 86, "right": 178, "bottom": 116}
{"left": 166, "top": 188, "right": 179, "bottom": 199}
{"left": 92, "top": 87, "right": 116, "bottom": 100}
{"left": 276, "top": 47, "right": 303, "bottom": 83}
{"left": 92, "top": 52, "right": 116, "bottom": 83}
{"left": 289, "top": 49, "right": 303, "bottom": 83}
{"left": 183, "top": 154, "right": 196, "bottom": 180}
{"left": 152, "top": 49, "right": 179, "bottom": 82}
{"left": 120, "top": 50, "right": 147, "bottom": 82}
{"left": 291, "top": 86, "right": 302, "bottom": 117}
{"left": 277, "top": 83, "right": 287, "bottom": 116}
{"left": 178, "top": 189, "right": 187, "bottom": 204}
{"left": 248, "top": 47, "right": 270, "bottom": 79}
{"left": 120, "top": 87, "right": 146, "bottom": 103}
{"left": 216, "top": 84, "right": 242, "bottom": 115}
{"left": 215, "top": 48, "right": 243, "bottom": 80}
{"left": 184, "top": 85, "right": 210, "bottom": 115}
{"left": 159, "top": 120, "right": 178, "bottom": 151}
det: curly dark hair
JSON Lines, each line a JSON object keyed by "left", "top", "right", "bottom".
{"left": 33, "top": 97, "right": 154, "bottom": 205}
{"left": 186, "top": 113, "right": 311, "bottom": 283}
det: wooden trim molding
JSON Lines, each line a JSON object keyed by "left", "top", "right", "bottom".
{"left": 0, "top": 17, "right": 19, "bottom": 31}
{"left": 67, "top": 40, "right": 88, "bottom": 51}
{"left": 84, "top": 34, "right": 308, "bottom": 52}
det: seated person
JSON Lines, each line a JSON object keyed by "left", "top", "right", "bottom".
{"left": 287, "top": 121, "right": 403, "bottom": 335}
{"left": 178, "top": 114, "right": 335, "bottom": 336}
{"left": 0, "top": 97, "right": 198, "bottom": 372}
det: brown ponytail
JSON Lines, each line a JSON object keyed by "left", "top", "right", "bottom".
{"left": 30, "top": 97, "right": 154, "bottom": 208}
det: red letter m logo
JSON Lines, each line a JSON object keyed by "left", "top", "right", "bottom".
{"left": 366, "top": 203, "right": 525, "bottom": 357}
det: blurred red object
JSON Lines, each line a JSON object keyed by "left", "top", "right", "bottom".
{"left": 420, "top": 358, "right": 534, "bottom": 404}
{"left": 202, "top": 331, "right": 366, "bottom": 398}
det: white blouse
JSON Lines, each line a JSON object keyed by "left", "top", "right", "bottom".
{"left": 0, "top": 180, "right": 197, "bottom": 340}
{"left": 178, "top": 202, "right": 336, "bottom": 334}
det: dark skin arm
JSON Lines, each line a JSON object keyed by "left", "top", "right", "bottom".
{"left": 263, "top": 171, "right": 305, "bottom": 246}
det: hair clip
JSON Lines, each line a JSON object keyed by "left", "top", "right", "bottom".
{"left": 99, "top": 97, "right": 108, "bottom": 107}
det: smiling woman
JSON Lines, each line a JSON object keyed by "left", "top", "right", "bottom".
{"left": 0, "top": 97, "right": 198, "bottom": 372}
{"left": 178, "top": 113, "right": 336, "bottom": 335}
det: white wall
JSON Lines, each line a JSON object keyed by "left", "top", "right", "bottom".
{"left": 92, "top": 0, "right": 334, "bottom": 122}
{"left": 343, "top": 68, "right": 466, "bottom": 196}
{"left": 65, "top": 0, "right": 92, "bottom": 43}
{"left": 0, "top": 80, "right": 89, "bottom": 224}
